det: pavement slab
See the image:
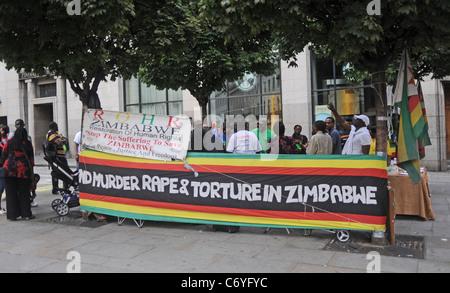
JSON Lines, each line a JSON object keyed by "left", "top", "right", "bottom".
{"left": 0, "top": 162, "right": 449, "bottom": 274}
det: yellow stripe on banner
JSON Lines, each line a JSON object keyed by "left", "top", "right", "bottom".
{"left": 80, "top": 150, "right": 386, "bottom": 170}
{"left": 410, "top": 104, "right": 423, "bottom": 127}
{"left": 81, "top": 199, "right": 385, "bottom": 231}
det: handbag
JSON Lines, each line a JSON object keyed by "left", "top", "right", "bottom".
{"left": 6, "top": 151, "right": 17, "bottom": 174}
{"left": 43, "top": 135, "right": 57, "bottom": 158}
{"left": 22, "top": 145, "right": 34, "bottom": 180}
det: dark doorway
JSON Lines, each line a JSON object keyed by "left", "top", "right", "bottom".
{"left": 0, "top": 116, "right": 7, "bottom": 127}
{"left": 34, "top": 103, "right": 53, "bottom": 155}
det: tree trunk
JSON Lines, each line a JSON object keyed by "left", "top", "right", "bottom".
{"left": 372, "top": 69, "right": 391, "bottom": 246}
{"left": 199, "top": 98, "right": 208, "bottom": 124}
{"left": 372, "top": 70, "right": 388, "bottom": 158}
{"left": 67, "top": 75, "right": 102, "bottom": 110}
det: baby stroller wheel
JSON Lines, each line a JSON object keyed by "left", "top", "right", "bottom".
{"left": 51, "top": 199, "right": 62, "bottom": 211}
{"left": 56, "top": 203, "right": 69, "bottom": 216}
{"left": 301, "top": 229, "right": 312, "bottom": 236}
{"left": 336, "top": 230, "right": 350, "bottom": 243}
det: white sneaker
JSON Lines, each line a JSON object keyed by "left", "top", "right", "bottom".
{"left": 30, "top": 201, "right": 38, "bottom": 207}
{"left": 0, "top": 209, "right": 6, "bottom": 215}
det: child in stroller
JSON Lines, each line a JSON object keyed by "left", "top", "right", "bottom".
{"left": 43, "top": 150, "right": 79, "bottom": 216}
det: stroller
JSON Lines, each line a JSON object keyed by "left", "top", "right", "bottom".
{"left": 43, "top": 147, "right": 80, "bottom": 216}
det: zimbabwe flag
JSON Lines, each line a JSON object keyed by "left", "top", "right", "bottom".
{"left": 417, "top": 81, "right": 432, "bottom": 159}
{"left": 393, "top": 49, "right": 426, "bottom": 184}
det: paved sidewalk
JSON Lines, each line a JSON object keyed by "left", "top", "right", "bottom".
{"left": 0, "top": 161, "right": 449, "bottom": 274}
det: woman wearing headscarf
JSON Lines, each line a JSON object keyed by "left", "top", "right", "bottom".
{"left": 0, "top": 127, "right": 35, "bottom": 220}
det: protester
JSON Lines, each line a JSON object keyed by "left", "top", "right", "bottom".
{"left": 327, "top": 103, "right": 371, "bottom": 155}
{"left": 1, "top": 125, "right": 9, "bottom": 144}
{"left": 221, "top": 122, "right": 227, "bottom": 147}
{"left": 227, "top": 121, "right": 262, "bottom": 154}
{"left": 8, "top": 119, "right": 32, "bottom": 142}
{"left": 325, "top": 116, "right": 342, "bottom": 154}
{"left": 267, "top": 122, "right": 299, "bottom": 154}
{"left": 210, "top": 121, "right": 220, "bottom": 138}
{"left": 46, "top": 122, "right": 70, "bottom": 194}
{"left": 74, "top": 131, "right": 81, "bottom": 170}
{"left": 0, "top": 127, "right": 35, "bottom": 221}
{"left": 251, "top": 116, "right": 274, "bottom": 154}
{"left": 206, "top": 121, "right": 226, "bottom": 152}
{"left": 292, "top": 124, "right": 308, "bottom": 154}
{"left": 339, "top": 121, "right": 351, "bottom": 149}
{"left": 306, "top": 120, "right": 332, "bottom": 154}
{"left": 0, "top": 125, "right": 9, "bottom": 214}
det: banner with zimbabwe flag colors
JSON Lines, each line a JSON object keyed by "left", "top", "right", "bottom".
{"left": 393, "top": 49, "right": 430, "bottom": 185}
{"left": 78, "top": 150, "right": 388, "bottom": 232}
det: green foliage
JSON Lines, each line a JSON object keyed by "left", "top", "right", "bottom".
{"left": 2, "top": 0, "right": 447, "bottom": 115}
{"left": 201, "top": 0, "right": 450, "bottom": 77}
{"left": 0, "top": 0, "right": 138, "bottom": 106}
{"left": 201, "top": 0, "right": 450, "bottom": 154}
{"left": 134, "top": 0, "right": 277, "bottom": 118}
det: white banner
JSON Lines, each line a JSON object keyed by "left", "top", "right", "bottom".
{"left": 82, "top": 109, "right": 191, "bottom": 161}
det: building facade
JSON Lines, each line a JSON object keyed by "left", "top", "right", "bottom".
{"left": 1, "top": 48, "right": 449, "bottom": 171}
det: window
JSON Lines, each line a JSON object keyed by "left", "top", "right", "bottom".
{"left": 124, "top": 77, "right": 183, "bottom": 115}
{"left": 209, "top": 62, "right": 282, "bottom": 122}
{"left": 39, "top": 83, "right": 57, "bottom": 98}
{"left": 310, "top": 54, "right": 376, "bottom": 128}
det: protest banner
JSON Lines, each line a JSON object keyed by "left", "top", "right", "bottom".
{"left": 79, "top": 150, "right": 388, "bottom": 231}
{"left": 82, "top": 109, "right": 191, "bottom": 161}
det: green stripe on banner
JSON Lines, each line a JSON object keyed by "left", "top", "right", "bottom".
{"left": 185, "top": 152, "right": 387, "bottom": 161}
{"left": 80, "top": 205, "right": 371, "bottom": 231}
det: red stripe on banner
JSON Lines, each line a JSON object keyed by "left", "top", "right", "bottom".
{"left": 80, "top": 193, "right": 387, "bottom": 226}
{"left": 408, "top": 94, "right": 420, "bottom": 113}
{"left": 80, "top": 156, "right": 387, "bottom": 178}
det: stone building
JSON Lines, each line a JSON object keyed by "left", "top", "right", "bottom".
{"left": 0, "top": 48, "right": 448, "bottom": 171}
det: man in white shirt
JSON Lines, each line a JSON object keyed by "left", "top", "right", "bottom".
{"left": 226, "top": 122, "right": 262, "bottom": 154}
{"left": 327, "top": 103, "right": 371, "bottom": 155}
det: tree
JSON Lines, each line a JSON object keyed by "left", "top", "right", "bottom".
{"left": 0, "top": 0, "right": 139, "bottom": 109}
{"left": 202, "top": 0, "right": 450, "bottom": 155}
{"left": 133, "top": 0, "right": 277, "bottom": 120}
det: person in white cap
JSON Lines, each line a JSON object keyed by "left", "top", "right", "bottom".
{"left": 327, "top": 103, "right": 371, "bottom": 155}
